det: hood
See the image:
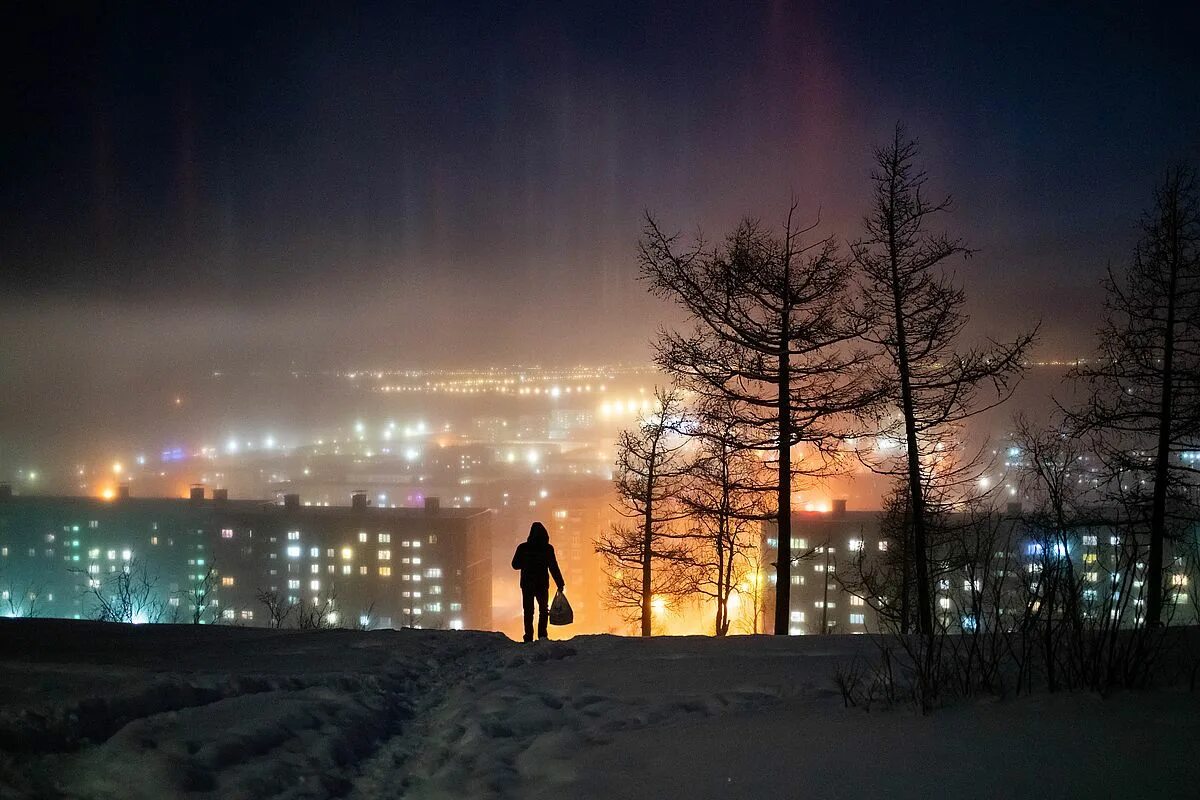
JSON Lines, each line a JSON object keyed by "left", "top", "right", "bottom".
{"left": 527, "top": 521, "right": 549, "bottom": 545}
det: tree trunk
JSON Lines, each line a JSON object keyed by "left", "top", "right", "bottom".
{"left": 641, "top": 507, "right": 653, "bottom": 637}
{"left": 1147, "top": 221, "right": 1179, "bottom": 627}
{"left": 774, "top": 343, "right": 792, "bottom": 635}
{"left": 887, "top": 164, "right": 935, "bottom": 637}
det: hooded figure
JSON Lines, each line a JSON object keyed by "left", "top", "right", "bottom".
{"left": 511, "top": 521, "right": 565, "bottom": 642}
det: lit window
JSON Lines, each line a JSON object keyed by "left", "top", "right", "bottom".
{"left": 221, "top": 576, "right": 235, "bottom": 587}
{"left": 850, "top": 595, "right": 865, "bottom": 606}
{"left": 287, "top": 546, "right": 301, "bottom": 558}
{"left": 428, "top": 535, "right": 437, "bottom": 544}
{"left": 221, "top": 529, "right": 234, "bottom": 539}
{"left": 1082, "top": 535, "right": 1097, "bottom": 546}
{"left": 1085, "top": 571, "right": 1099, "bottom": 583}
{"left": 341, "top": 564, "right": 351, "bottom": 575}
{"left": 878, "top": 540, "right": 889, "bottom": 552}
{"left": 107, "top": 550, "right": 117, "bottom": 560}
{"left": 850, "top": 614, "right": 865, "bottom": 625}
{"left": 240, "top": 610, "right": 253, "bottom": 620}
{"left": 341, "top": 547, "right": 353, "bottom": 560}
{"left": 1083, "top": 553, "right": 1098, "bottom": 565}
{"left": 358, "top": 532, "right": 368, "bottom": 543}
{"left": 359, "top": 566, "right": 368, "bottom": 575}
{"left": 378, "top": 550, "right": 391, "bottom": 560}
{"left": 1171, "top": 574, "right": 1189, "bottom": 587}
{"left": 223, "top": 609, "right": 235, "bottom": 620}
{"left": 310, "top": 564, "right": 319, "bottom": 574}
{"left": 379, "top": 566, "right": 392, "bottom": 577}
{"left": 150, "top": 537, "right": 158, "bottom": 546}
{"left": 288, "top": 579, "right": 300, "bottom": 589}
{"left": 288, "top": 531, "right": 300, "bottom": 540}
{"left": 939, "top": 598, "right": 951, "bottom": 609}
{"left": 379, "top": 533, "right": 391, "bottom": 543}
{"left": 309, "top": 547, "right": 319, "bottom": 558}
{"left": 310, "top": 580, "right": 320, "bottom": 591}
{"left": 848, "top": 539, "right": 863, "bottom": 552}
{"left": 790, "top": 538, "right": 807, "bottom": 550}
{"left": 790, "top": 611, "right": 804, "bottom": 622}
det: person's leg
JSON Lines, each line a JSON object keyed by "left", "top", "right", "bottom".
{"left": 536, "top": 583, "right": 550, "bottom": 640}
{"left": 522, "top": 586, "right": 534, "bottom": 642}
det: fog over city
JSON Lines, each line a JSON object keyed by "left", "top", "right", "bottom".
{"left": 4, "top": 3, "right": 1196, "bottom": 483}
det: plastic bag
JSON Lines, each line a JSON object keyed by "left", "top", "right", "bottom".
{"left": 549, "top": 590, "right": 574, "bottom": 626}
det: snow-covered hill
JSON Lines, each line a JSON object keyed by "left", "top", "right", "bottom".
{"left": 1, "top": 620, "right": 1197, "bottom": 799}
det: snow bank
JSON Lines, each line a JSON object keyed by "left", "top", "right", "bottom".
{"left": 2, "top": 620, "right": 1197, "bottom": 800}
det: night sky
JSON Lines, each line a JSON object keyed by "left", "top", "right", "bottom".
{"left": 3, "top": 1, "right": 1199, "bottom": 372}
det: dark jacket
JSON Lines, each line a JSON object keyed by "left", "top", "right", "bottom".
{"left": 511, "top": 523, "right": 565, "bottom": 590}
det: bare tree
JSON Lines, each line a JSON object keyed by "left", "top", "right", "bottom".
{"left": 353, "top": 600, "right": 378, "bottom": 631}
{"left": 1, "top": 573, "right": 44, "bottom": 618}
{"left": 680, "top": 408, "right": 770, "bottom": 635}
{"left": 596, "top": 386, "right": 695, "bottom": 636}
{"left": 256, "top": 587, "right": 298, "bottom": 629}
{"left": 851, "top": 124, "right": 1036, "bottom": 635}
{"left": 642, "top": 204, "right": 874, "bottom": 635}
{"left": 1068, "top": 166, "right": 1200, "bottom": 626}
{"left": 296, "top": 583, "right": 340, "bottom": 630}
{"left": 73, "top": 557, "right": 168, "bottom": 624}
{"left": 179, "top": 564, "right": 219, "bottom": 624}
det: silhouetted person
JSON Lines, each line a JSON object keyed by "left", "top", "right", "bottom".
{"left": 511, "top": 521, "right": 565, "bottom": 642}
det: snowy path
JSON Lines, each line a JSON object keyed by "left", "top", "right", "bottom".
{"left": 3, "top": 620, "right": 1199, "bottom": 800}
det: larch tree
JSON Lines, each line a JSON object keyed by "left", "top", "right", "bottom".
{"left": 641, "top": 205, "right": 873, "bottom": 636}
{"left": 1068, "top": 166, "right": 1200, "bottom": 626}
{"left": 851, "top": 125, "right": 1035, "bottom": 636}
{"left": 680, "top": 405, "right": 770, "bottom": 636}
{"left": 596, "top": 386, "right": 695, "bottom": 636}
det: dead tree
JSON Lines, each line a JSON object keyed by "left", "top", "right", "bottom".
{"left": 851, "top": 124, "right": 1035, "bottom": 635}
{"left": 596, "top": 386, "right": 695, "bottom": 636}
{"left": 642, "top": 204, "right": 874, "bottom": 635}
{"left": 1068, "top": 166, "right": 1200, "bottom": 626}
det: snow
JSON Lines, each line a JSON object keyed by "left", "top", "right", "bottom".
{"left": 2, "top": 619, "right": 1198, "bottom": 799}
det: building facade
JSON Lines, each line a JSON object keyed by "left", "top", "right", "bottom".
{"left": 0, "top": 487, "right": 492, "bottom": 630}
{"left": 761, "top": 501, "right": 1199, "bottom": 635}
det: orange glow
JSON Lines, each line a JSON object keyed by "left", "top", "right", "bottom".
{"left": 99, "top": 486, "right": 116, "bottom": 501}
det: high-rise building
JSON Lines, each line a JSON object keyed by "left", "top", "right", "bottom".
{"left": 0, "top": 487, "right": 492, "bottom": 630}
